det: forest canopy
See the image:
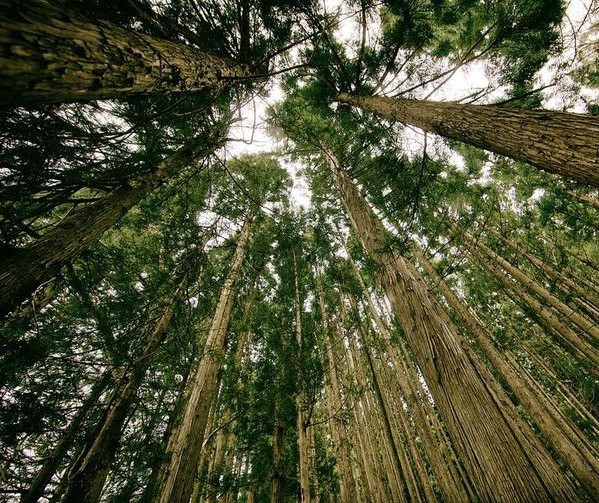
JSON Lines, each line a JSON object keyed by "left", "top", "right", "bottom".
{"left": 0, "top": 0, "right": 599, "bottom": 502}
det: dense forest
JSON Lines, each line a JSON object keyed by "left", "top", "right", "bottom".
{"left": 1, "top": 0, "right": 598, "bottom": 501}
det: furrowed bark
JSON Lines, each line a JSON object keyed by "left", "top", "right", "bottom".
{"left": 323, "top": 146, "right": 581, "bottom": 502}
{"left": 156, "top": 212, "right": 253, "bottom": 503}
{"left": 413, "top": 243, "right": 599, "bottom": 496}
{"left": 0, "top": 137, "right": 213, "bottom": 321}
{"left": 336, "top": 93, "right": 599, "bottom": 187}
{"left": 0, "top": 0, "right": 251, "bottom": 106}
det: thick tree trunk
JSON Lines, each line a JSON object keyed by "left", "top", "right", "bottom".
{"left": 336, "top": 93, "right": 599, "bottom": 187}
{"left": 21, "top": 371, "right": 112, "bottom": 503}
{"left": 323, "top": 146, "right": 580, "bottom": 501}
{"left": 347, "top": 256, "right": 473, "bottom": 500}
{"left": 156, "top": 213, "right": 253, "bottom": 503}
{"left": 0, "top": 0, "right": 251, "bottom": 106}
{"left": 62, "top": 275, "right": 189, "bottom": 503}
{"left": 413, "top": 243, "right": 599, "bottom": 496}
{"left": 0, "top": 137, "right": 214, "bottom": 321}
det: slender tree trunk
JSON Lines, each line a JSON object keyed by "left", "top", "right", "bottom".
{"left": 293, "top": 250, "right": 312, "bottom": 503}
{"left": 62, "top": 274, "right": 189, "bottom": 503}
{"left": 0, "top": 0, "right": 251, "bottom": 106}
{"left": 322, "top": 146, "right": 580, "bottom": 501}
{"left": 156, "top": 212, "right": 253, "bottom": 503}
{"left": 0, "top": 136, "right": 214, "bottom": 321}
{"left": 460, "top": 228, "right": 599, "bottom": 341}
{"left": 413, "top": 243, "right": 599, "bottom": 496}
{"left": 316, "top": 276, "right": 357, "bottom": 503}
{"left": 270, "top": 418, "right": 285, "bottom": 503}
{"left": 336, "top": 93, "right": 599, "bottom": 187}
{"left": 139, "top": 355, "right": 197, "bottom": 503}
{"left": 490, "top": 229, "right": 599, "bottom": 312}
{"left": 21, "top": 371, "right": 112, "bottom": 503}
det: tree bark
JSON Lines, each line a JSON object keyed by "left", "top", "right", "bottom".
{"left": 0, "top": 136, "right": 215, "bottom": 321}
{"left": 0, "top": 0, "right": 251, "bottom": 106}
{"left": 62, "top": 274, "right": 189, "bottom": 503}
{"left": 413, "top": 243, "right": 599, "bottom": 496}
{"left": 323, "top": 146, "right": 581, "bottom": 501}
{"left": 315, "top": 276, "right": 357, "bottom": 503}
{"left": 336, "top": 93, "right": 599, "bottom": 187}
{"left": 156, "top": 212, "right": 253, "bottom": 503}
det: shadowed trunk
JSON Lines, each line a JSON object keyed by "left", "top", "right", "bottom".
{"left": 21, "top": 371, "right": 112, "bottom": 503}
{"left": 336, "top": 93, "right": 599, "bottom": 187}
{"left": 62, "top": 275, "right": 189, "bottom": 503}
{"left": 0, "top": 136, "right": 214, "bottom": 321}
{"left": 0, "top": 0, "right": 251, "bottom": 106}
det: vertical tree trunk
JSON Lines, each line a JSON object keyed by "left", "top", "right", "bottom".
{"left": 336, "top": 93, "right": 599, "bottom": 187}
{"left": 347, "top": 254, "right": 473, "bottom": 501}
{"left": 315, "top": 275, "right": 357, "bottom": 503}
{"left": 460, "top": 228, "right": 599, "bottom": 340}
{"left": 293, "top": 250, "right": 312, "bottom": 503}
{"left": 156, "top": 212, "right": 254, "bottom": 503}
{"left": 0, "top": 137, "right": 215, "bottom": 321}
{"left": 413, "top": 243, "right": 599, "bottom": 496}
{"left": 21, "top": 371, "right": 112, "bottom": 503}
{"left": 270, "top": 418, "right": 285, "bottom": 503}
{"left": 0, "top": 0, "right": 252, "bottom": 106}
{"left": 62, "top": 274, "right": 190, "bottom": 503}
{"left": 322, "top": 146, "right": 580, "bottom": 501}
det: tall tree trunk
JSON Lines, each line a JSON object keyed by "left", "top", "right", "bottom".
{"left": 62, "top": 274, "right": 189, "bottom": 503}
{"left": 346, "top": 254, "right": 474, "bottom": 500}
{"left": 322, "top": 146, "right": 580, "bottom": 501}
{"left": 21, "top": 371, "right": 112, "bottom": 503}
{"left": 270, "top": 418, "right": 285, "bottom": 503}
{"left": 156, "top": 212, "right": 253, "bottom": 503}
{"left": 0, "top": 136, "right": 215, "bottom": 321}
{"left": 413, "top": 243, "right": 599, "bottom": 496}
{"left": 0, "top": 0, "right": 251, "bottom": 106}
{"left": 293, "top": 249, "right": 312, "bottom": 503}
{"left": 315, "top": 275, "right": 357, "bottom": 503}
{"left": 336, "top": 93, "right": 599, "bottom": 187}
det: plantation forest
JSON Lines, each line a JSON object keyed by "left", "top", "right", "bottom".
{"left": 1, "top": 0, "right": 599, "bottom": 501}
